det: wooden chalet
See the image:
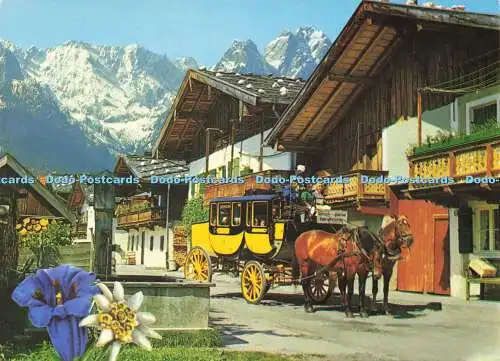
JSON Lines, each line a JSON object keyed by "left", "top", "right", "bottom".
{"left": 266, "top": 0, "right": 499, "bottom": 211}
{"left": 113, "top": 155, "right": 189, "bottom": 231}
{"left": 265, "top": 1, "right": 499, "bottom": 296}
{"left": 0, "top": 154, "right": 75, "bottom": 300}
{"left": 152, "top": 69, "right": 305, "bottom": 166}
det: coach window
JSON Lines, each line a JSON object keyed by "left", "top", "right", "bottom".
{"left": 218, "top": 203, "right": 231, "bottom": 226}
{"left": 210, "top": 203, "right": 217, "bottom": 226}
{"left": 253, "top": 201, "right": 268, "bottom": 227}
{"left": 246, "top": 202, "right": 252, "bottom": 226}
{"left": 272, "top": 199, "right": 281, "bottom": 219}
{"left": 232, "top": 202, "right": 241, "bottom": 226}
{"left": 160, "top": 235, "right": 165, "bottom": 252}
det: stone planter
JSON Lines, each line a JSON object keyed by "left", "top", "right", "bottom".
{"left": 103, "top": 280, "right": 215, "bottom": 330}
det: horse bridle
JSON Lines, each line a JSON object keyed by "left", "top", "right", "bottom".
{"left": 376, "top": 218, "right": 406, "bottom": 261}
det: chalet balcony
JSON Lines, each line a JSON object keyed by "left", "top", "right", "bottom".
{"left": 324, "top": 170, "right": 389, "bottom": 208}
{"left": 408, "top": 134, "right": 500, "bottom": 190}
{"left": 72, "top": 222, "right": 88, "bottom": 239}
{"left": 116, "top": 204, "right": 167, "bottom": 230}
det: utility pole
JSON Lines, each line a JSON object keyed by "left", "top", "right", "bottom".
{"left": 93, "top": 182, "right": 115, "bottom": 279}
{"left": 205, "top": 128, "right": 224, "bottom": 174}
{"left": 259, "top": 112, "right": 264, "bottom": 172}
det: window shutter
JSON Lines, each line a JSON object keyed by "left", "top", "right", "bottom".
{"left": 458, "top": 206, "right": 473, "bottom": 254}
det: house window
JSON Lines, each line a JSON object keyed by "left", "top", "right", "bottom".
{"left": 473, "top": 205, "right": 500, "bottom": 253}
{"left": 232, "top": 203, "right": 241, "bottom": 226}
{"left": 216, "top": 166, "right": 226, "bottom": 178}
{"left": 150, "top": 235, "right": 154, "bottom": 251}
{"left": 127, "top": 236, "right": 130, "bottom": 251}
{"left": 131, "top": 235, "right": 135, "bottom": 251}
{"left": 160, "top": 235, "right": 165, "bottom": 252}
{"left": 466, "top": 94, "right": 500, "bottom": 134}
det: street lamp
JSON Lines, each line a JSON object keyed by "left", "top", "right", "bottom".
{"left": 205, "top": 128, "right": 224, "bottom": 174}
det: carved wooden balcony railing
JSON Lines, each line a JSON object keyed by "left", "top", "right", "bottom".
{"left": 116, "top": 205, "right": 166, "bottom": 230}
{"left": 408, "top": 135, "right": 500, "bottom": 190}
{"left": 324, "top": 170, "right": 389, "bottom": 208}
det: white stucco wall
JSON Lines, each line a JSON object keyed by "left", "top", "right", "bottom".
{"left": 127, "top": 226, "right": 174, "bottom": 269}
{"left": 189, "top": 128, "right": 293, "bottom": 178}
{"left": 382, "top": 116, "right": 447, "bottom": 177}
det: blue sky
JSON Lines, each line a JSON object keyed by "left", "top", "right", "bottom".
{"left": 0, "top": 0, "right": 498, "bottom": 66}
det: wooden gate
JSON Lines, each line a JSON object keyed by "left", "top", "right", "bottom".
{"left": 395, "top": 198, "right": 450, "bottom": 294}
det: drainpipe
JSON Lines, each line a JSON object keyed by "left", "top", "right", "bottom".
{"left": 259, "top": 113, "right": 264, "bottom": 172}
{"left": 165, "top": 183, "right": 175, "bottom": 270}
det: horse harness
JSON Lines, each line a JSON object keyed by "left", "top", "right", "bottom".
{"left": 298, "top": 226, "right": 378, "bottom": 282}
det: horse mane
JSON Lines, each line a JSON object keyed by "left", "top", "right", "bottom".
{"left": 357, "top": 226, "right": 378, "bottom": 253}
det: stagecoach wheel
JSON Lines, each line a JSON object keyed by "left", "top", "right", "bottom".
{"left": 184, "top": 247, "right": 212, "bottom": 282}
{"left": 306, "top": 270, "right": 334, "bottom": 304}
{"left": 241, "top": 261, "right": 267, "bottom": 304}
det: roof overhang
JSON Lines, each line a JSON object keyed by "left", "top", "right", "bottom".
{"left": 152, "top": 69, "right": 259, "bottom": 158}
{"left": 0, "top": 154, "right": 76, "bottom": 223}
{"left": 265, "top": 0, "right": 500, "bottom": 151}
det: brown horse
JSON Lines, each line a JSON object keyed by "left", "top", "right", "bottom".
{"left": 294, "top": 214, "right": 413, "bottom": 317}
{"left": 294, "top": 225, "right": 385, "bottom": 317}
{"left": 372, "top": 214, "right": 414, "bottom": 315}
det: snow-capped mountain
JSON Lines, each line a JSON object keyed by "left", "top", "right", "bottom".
{"left": 0, "top": 26, "right": 331, "bottom": 172}
{"left": 0, "top": 42, "right": 115, "bottom": 172}
{"left": 265, "top": 26, "right": 331, "bottom": 79}
{"left": 214, "top": 40, "right": 276, "bottom": 75}
{"left": 215, "top": 26, "right": 330, "bottom": 79}
{"left": 2, "top": 40, "right": 185, "bottom": 154}
{"left": 174, "top": 57, "right": 199, "bottom": 71}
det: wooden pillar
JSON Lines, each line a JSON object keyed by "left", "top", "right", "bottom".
{"left": 259, "top": 113, "right": 264, "bottom": 172}
{"left": 93, "top": 183, "right": 115, "bottom": 279}
{"left": 205, "top": 130, "right": 210, "bottom": 175}
{"left": 417, "top": 91, "right": 423, "bottom": 146}
{"left": 0, "top": 188, "right": 19, "bottom": 329}
{"left": 230, "top": 121, "right": 236, "bottom": 176}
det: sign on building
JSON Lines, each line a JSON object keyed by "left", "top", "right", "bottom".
{"left": 316, "top": 209, "right": 348, "bottom": 224}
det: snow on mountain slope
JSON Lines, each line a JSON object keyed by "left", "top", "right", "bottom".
{"left": 214, "top": 40, "right": 276, "bottom": 75}
{"left": 264, "top": 26, "right": 331, "bottom": 79}
{"left": 0, "top": 26, "right": 331, "bottom": 170}
{"left": 1, "top": 39, "right": 185, "bottom": 153}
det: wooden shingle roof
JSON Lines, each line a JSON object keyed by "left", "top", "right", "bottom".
{"left": 152, "top": 69, "right": 305, "bottom": 157}
{"left": 114, "top": 155, "right": 189, "bottom": 183}
{"left": 0, "top": 154, "right": 76, "bottom": 223}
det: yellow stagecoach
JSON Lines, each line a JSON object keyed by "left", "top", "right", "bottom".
{"left": 184, "top": 194, "right": 335, "bottom": 304}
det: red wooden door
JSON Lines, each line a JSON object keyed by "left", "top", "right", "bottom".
{"left": 394, "top": 195, "right": 449, "bottom": 294}
{"left": 433, "top": 215, "right": 450, "bottom": 295}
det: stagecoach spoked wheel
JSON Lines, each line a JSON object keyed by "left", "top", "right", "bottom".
{"left": 306, "top": 269, "right": 334, "bottom": 304}
{"left": 241, "top": 261, "right": 267, "bottom": 304}
{"left": 184, "top": 247, "right": 212, "bottom": 282}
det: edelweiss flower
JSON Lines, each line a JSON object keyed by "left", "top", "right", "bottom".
{"left": 79, "top": 282, "right": 162, "bottom": 361}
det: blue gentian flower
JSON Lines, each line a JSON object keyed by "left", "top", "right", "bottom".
{"left": 11, "top": 264, "right": 99, "bottom": 361}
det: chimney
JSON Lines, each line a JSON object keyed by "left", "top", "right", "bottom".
{"left": 423, "top": 2, "right": 435, "bottom": 7}
{"left": 451, "top": 5, "right": 466, "bottom": 11}
{"left": 406, "top": 0, "right": 417, "bottom": 5}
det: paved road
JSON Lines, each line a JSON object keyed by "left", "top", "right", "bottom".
{"left": 207, "top": 274, "right": 500, "bottom": 361}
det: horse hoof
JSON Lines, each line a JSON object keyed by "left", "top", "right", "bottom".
{"left": 360, "top": 311, "right": 369, "bottom": 318}
{"left": 384, "top": 309, "right": 391, "bottom": 315}
{"left": 345, "top": 311, "right": 354, "bottom": 318}
{"left": 305, "top": 307, "right": 314, "bottom": 313}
